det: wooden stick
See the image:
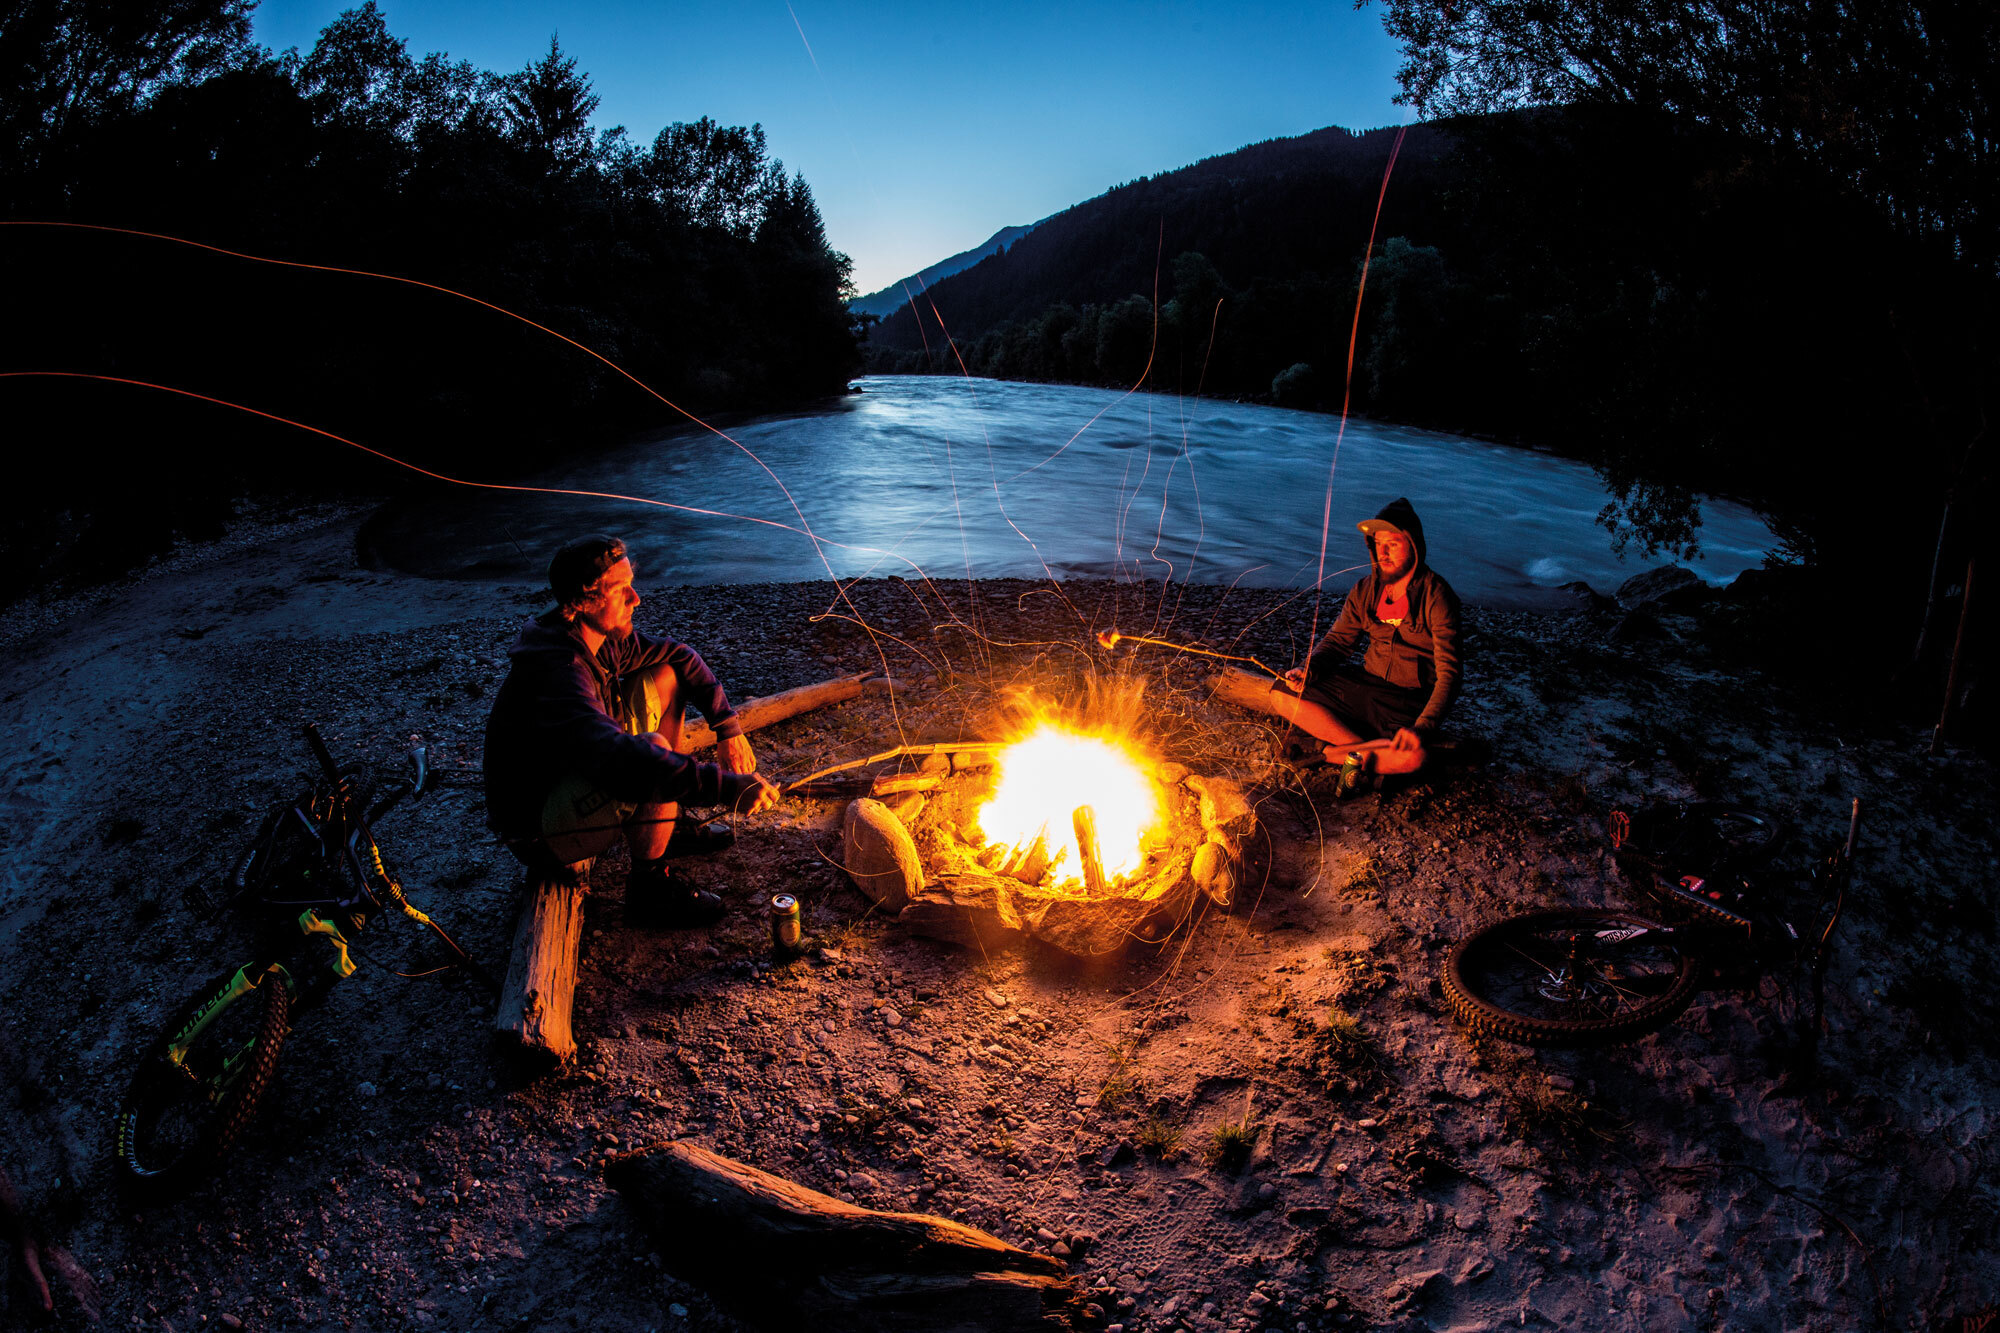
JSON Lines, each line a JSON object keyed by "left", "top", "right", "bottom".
{"left": 870, "top": 774, "right": 942, "bottom": 797}
{"left": 786, "top": 741, "right": 1005, "bottom": 792}
{"left": 1074, "top": 805, "right": 1107, "bottom": 896}
{"left": 495, "top": 876, "right": 586, "bottom": 1062}
{"left": 680, "top": 672, "right": 879, "bottom": 752}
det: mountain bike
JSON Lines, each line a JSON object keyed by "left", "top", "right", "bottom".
{"left": 112, "top": 723, "right": 496, "bottom": 1197}
{"left": 1442, "top": 799, "right": 1860, "bottom": 1049}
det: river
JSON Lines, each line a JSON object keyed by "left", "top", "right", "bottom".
{"left": 369, "top": 375, "right": 1773, "bottom": 606}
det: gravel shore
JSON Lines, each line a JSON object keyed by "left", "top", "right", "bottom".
{"left": 2, "top": 504, "right": 1993, "bottom": 1332}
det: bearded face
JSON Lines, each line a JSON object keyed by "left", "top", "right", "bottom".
{"left": 1374, "top": 530, "right": 1415, "bottom": 580}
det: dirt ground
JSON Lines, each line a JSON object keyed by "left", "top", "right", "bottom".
{"left": 1, "top": 505, "right": 1994, "bottom": 1332}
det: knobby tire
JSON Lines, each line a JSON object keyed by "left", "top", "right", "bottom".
{"left": 113, "top": 967, "right": 291, "bottom": 1198}
{"left": 1444, "top": 909, "right": 1699, "bottom": 1047}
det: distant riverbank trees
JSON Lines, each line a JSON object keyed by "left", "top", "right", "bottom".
{"left": 2, "top": 1, "right": 861, "bottom": 598}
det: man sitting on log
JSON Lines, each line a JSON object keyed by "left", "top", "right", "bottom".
{"left": 1276, "top": 497, "right": 1462, "bottom": 795}
{"left": 485, "top": 534, "right": 779, "bottom": 927}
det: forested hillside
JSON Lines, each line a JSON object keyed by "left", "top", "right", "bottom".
{"left": 1, "top": 1, "right": 861, "bottom": 599}
{"left": 868, "top": 109, "right": 1986, "bottom": 587}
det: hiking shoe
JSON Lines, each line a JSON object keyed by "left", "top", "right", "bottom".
{"left": 663, "top": 817, "right": 735, "bottom": 860}
{"left": 625, "top": 864, "right": 726, "bottom": 929}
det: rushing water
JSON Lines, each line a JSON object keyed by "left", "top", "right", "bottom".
{"left": 372, "top": 375, "right": 1773, "bottom": 607}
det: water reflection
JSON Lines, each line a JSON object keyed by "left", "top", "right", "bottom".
{"left": 369, "top": 375, "right": 1773, "bottom": 607}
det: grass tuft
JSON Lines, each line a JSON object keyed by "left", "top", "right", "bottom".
{"left": 1135, "top": 1112, "right": 1182, "bottom": 1161}
{"left": 1204, "top": 1120, "right": 1255, "bottom": 1170}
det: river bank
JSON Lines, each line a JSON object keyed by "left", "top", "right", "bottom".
{"left": 1, "top": 505, "right": 1992, "bottom": 1332}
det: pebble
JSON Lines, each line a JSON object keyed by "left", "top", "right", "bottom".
{"left": 984, "top": 988, "right": 1010, "bottom": 1009}
{"left": 883, "top": 1008, "right": 904, "bottom": 1027}
{"left": 356, "top": 1082, "right": 377, "bottom": 1097}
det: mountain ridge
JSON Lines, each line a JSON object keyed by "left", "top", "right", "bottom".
{"left": 849, "top": 222, "right": 1041, "bottom": 316}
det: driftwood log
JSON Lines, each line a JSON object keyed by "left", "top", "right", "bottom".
{"left": 607, "top": 1140, "right": 1080, "bottom": 1331}
{"left": 495, "top": 876, "right": 586, "bottom": 1061}
{"left": 1208, "top": 666, "right": 1289, "bottom": 719}
{"left": 679, "top": 671, "right": 884, "bottom": 752}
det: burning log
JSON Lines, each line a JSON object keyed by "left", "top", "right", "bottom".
{"left": 999, "top": 827, "right": 1049, "bottom": 884}
{"left": 608, "top": 1141, "right": 1079, "bottom": 1331}
{"left": 1073, "top": 805, "right": 1108, "bottom": 896}
{"left": 679, "top": 672, "right": 881, "bottom": 752}
{"left": 495, "top": 876, "right": 586, "bottom": 1062}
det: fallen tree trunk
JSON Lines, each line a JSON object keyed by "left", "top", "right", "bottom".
{"left": 1208, "top": 666, "right": 1289, "bottom": 719}
{"left": 494, "top": 876, "right": 586, "bottom": 1062}
{"left": 679, "top": 672, "right": 881, "bottom": 751}
{"left": 607, "top": 1140, "right": 1079, "bottom": 1331}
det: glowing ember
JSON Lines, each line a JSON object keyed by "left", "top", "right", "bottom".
{"left": 977, "top": 724, "right": 1158, "bottom": 883}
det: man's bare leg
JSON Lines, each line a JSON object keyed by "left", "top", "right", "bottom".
{"left": 624, "top": 661, "right": 684, "bottom": 865}
{"left": 627, "top": 800, "right": 677, "bottom": 863}
{"left": 1267, "top": 691, "right": 1367, "bottom": 755}
{"left": 1269, "top": 690, "right": 1426, "bottom": 773}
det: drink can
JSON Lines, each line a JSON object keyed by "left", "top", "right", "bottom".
{"left": 770, "top": 893, "right": 802, "bottom": 954}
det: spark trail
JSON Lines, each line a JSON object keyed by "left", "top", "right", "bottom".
{"left": 1305, "top": 124, "right": 1408, "bottom": 653}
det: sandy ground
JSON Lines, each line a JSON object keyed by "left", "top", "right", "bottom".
{"left": 1, "top": 505, "right": 1994, "bottom": 1333}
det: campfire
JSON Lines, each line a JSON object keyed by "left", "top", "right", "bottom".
{"left": 836, "top": 704, "right": 1263, "bottom": 958}
{"left": 976, "top": 723, "right": 1160, "bottom": 890}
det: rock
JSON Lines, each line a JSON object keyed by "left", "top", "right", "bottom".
{"left": 1607, "top": 602, "right": 1665, "bottom": 644}
{"left": 1557, "top": 580, "right": 1616, "bottom": 612}
{"left": 1616, "top": 564, "right": 1701, "bottom": 608}
{"left": 899, "top": 874, "right": 1024, "bottom": 949}
{"left": 886, "top": 792, "right": 927, "bottom": 824}
{"left": 1032, "top": 868, "right": 1199, "bottom": 958}
{"left": 1191, "top": 839, "right": 1238, "bottom": 908}
{"left": 1383, "top": 1268, "right": 1444, "bottom": 1310}
{"left": 842, "top": 799, "right": 924, "bottom": 910}
{"left": 984, "top": 988, "right": 1010, "bottom": 1009}
{"left": 357, "top": 1082, "right": 377, "bottom": 1097}
{"left": 1185, "top": 774, "right": 1256, "bottom": 854}
{"left": 1154, "top": 760, "right": 1190, "bottom": 785}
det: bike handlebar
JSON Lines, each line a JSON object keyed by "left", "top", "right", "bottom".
{"left": 303, "top": 722, "right": 341, "bottom": 785}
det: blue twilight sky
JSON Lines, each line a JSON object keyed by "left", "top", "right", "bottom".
{"left": 251, "top": 2, "right": 1412, "bottom": 296}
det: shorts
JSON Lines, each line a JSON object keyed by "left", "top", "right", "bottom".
{"left": 1293, "top": 664, "right": 1426, "bottom": 741}
{"left": 509, "top": 665, "right": 684, "bottom": 874}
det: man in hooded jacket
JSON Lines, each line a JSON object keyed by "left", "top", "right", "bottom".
{"left": 484, "top": 535, "right": 778, "bottom": 927}
{"left": 1277, "top": 498, "right": 1462, "bottom": 788}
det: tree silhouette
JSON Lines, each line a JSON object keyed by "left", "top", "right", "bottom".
{"left": 502, "top": 33, "right": 598, "bottom": 173}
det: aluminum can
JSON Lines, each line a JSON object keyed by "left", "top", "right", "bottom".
{"left": 770, "top": 893, "right": 802, "bottom": 954}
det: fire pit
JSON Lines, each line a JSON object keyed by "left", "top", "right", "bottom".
{"left": 837, "top": 719, "right": 1262, "bottom": 958}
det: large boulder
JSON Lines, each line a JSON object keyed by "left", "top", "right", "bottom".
{"left": 1616, "top": 565, "right": 1708, "bottom": 610}
{"left": 842, "top": 799, "right": 924, "bottom": 911}
{"left": 899, "top": 872, "right": 1025, "bottom": 950}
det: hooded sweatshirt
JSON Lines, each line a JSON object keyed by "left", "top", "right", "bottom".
{"left": 483, "top": 610, "right": 747, "bottom": 837}
{"left": 1306, "top": 497, "right": 1463, "bottom": 733}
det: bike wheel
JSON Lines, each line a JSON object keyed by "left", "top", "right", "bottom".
{"left": 1444, "top": 910, "right": 1699, "bottom": 1047}
{"left": 113, "top": 966, "right": 291, "bottom": 1197}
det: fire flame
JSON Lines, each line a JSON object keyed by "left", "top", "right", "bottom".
{"left": 977, "top": 724, "right": 1159, "bottom": 883}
